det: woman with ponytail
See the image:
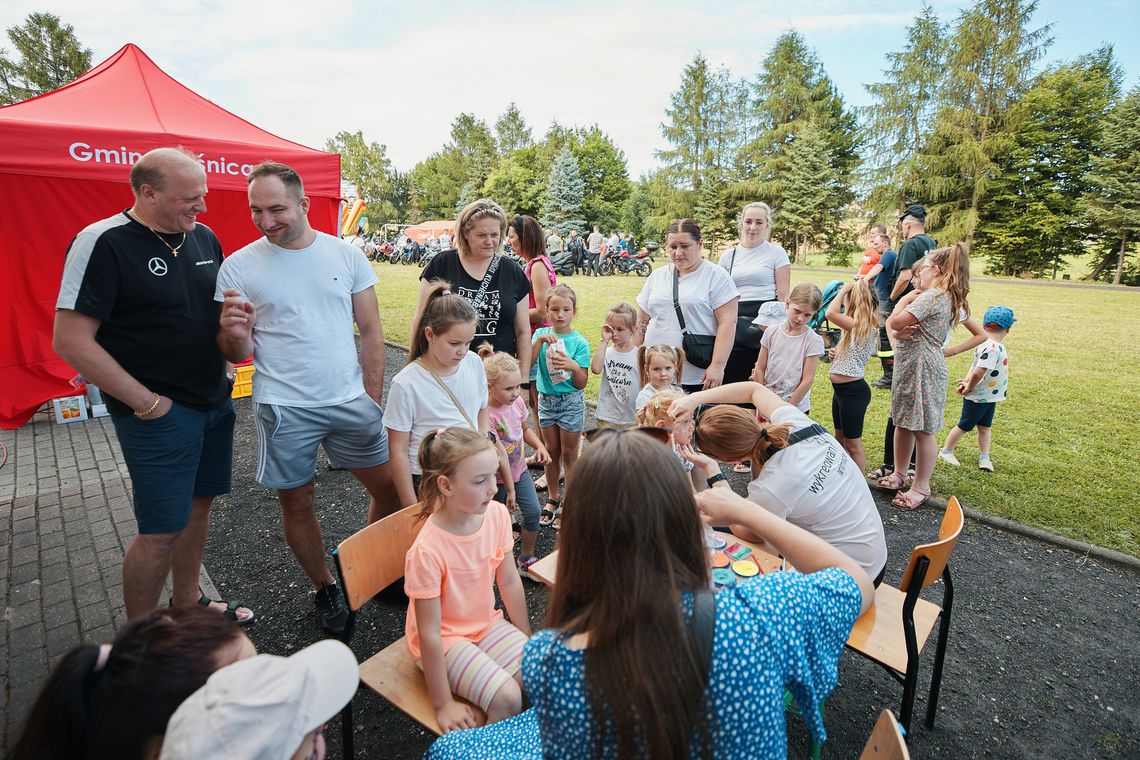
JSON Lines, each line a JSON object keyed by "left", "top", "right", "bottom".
{"left": 670, "top": 382, "right": 888, "bottom": 586}
{"left": 878, "top": 242, "right": 971, "bottom": 510}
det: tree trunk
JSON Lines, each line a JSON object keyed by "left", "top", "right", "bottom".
{"left": 1114, "top": 233, "right": 1128, "bottom": 285}
{"left": 1084, "top": 249, "right": 1116, "bottom": 281}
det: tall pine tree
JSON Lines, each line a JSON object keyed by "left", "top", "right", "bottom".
{"left": 1082, "top": 87, "right": 1140, "bottom": 285}
{"left": 778, "top": 125, "right": 839, "bottom": 262}
{"left": 658, "top": 54, "right": 715, "bottom": 191}
{"left": 0, "top": 12, "right": 91, "bottom": 104}
{"left": 916, "top": 0, "right": 1052, "bottom": 243}
{"left": 541, "top": 147, "right": 587, "bottom": 235}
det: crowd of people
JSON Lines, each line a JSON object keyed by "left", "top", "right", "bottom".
{"left": 24, "top": 145, "right": 1015, "bottom": 758}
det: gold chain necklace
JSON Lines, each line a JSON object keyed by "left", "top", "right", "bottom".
{"left": 144, "top": 225, "right": 186, "bottom": 257}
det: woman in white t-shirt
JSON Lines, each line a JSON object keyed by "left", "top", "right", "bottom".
{"left": 635, "top": 219, "right": 739, "bottom": 391}
{"left": 719, "top": 202, "right": 792, "bottom": 384}
{"left": 385, "top": 283, "right": 497, "bottom": 507}
{"left": 671, "top": 381, "right": 888, "bottom": 585}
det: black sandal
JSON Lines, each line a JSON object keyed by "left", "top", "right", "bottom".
{"left": 171, "top": 591, "right": 255, "bottom": 626}
{"left": 539, "top": 499, "right": 560, "bottom": 527}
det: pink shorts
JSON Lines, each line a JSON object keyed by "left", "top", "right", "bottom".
{"left": 442, "top": 618, "right": 528, "bottom": 712}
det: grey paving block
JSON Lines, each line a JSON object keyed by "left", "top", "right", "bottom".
{"left": 9, "top": 625, "right": 44, "bottom": 657}
{"left": 41, "top": 601, "right": 77, "bottom": 631}
{"left": 7, "top": 602, "right": 41, "bottom": 632}
{"left": 38, "top": 563, "right": 70, "bottom": 586}
{"left": 77, "top": 601, "right": 112, "bottom": 632}
{"left": 73, "top": 581, "right": 106, "bottom": 607}
{"left": 41, "top": 580, "right": 72, "bottom": 607}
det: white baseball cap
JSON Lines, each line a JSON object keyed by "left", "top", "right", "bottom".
{"left": 160, "top": 639, "right": 359, "bottom": 760}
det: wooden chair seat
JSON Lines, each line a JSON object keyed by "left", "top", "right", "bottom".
{"left": 846, "top": 584, "right": 943, "bottom": 673}
{"left": 357, "top": 636, "right": 486, "bottom": 737}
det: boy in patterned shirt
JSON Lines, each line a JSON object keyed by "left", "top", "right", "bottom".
{"left": 939, "top": 306, "right": 1015, "bottom": 471}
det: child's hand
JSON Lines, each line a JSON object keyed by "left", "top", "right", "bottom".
{"left": 550, "top": 352, "right": 577, "bottom": 371}
{"left": 827, "top": 347, "right": 837, "bottom": 361}
{"left": 955, "top": 379, "right": 968, "bottom": 396}
{"left": 535, "top": 333, "right": 558, "bottom": 346}
{"left": 504, "top": 486, "right": 517, "bottom": 510}
{"left": 437, "top": 699, "right": 480, "bottom": 733}
{"left": 895, "top": 324, "right": 919, "bottom": 341}
{"left": 667, "top": 393, "right": 699, "bottom": 424}
{"left": 678, "top": 443, "right": 719, "bottom": 477}
{"left": 532, "top": 445, "right": 552, "bottom": 465}
{"left": 600, "top": 324, "right": 614, "bottom": 343}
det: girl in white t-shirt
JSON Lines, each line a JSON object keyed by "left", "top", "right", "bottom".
{"left": 385, "top": 281, "right": 507, "bottom": 507}
{"left": 635, "top": 344, "right": 684, "bottom": 410}
{"left": 590, "top": 303, "right": 640, "bottom": 429}
{"left": 671, "top": 381, "right": 888, "bottom": 584}
{"left": 753, "top": 283, "right": 825, "bottom": 414}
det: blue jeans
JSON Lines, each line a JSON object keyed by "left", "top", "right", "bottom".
{"left": 495, "top": 469, "right": 541, "bottom": 531}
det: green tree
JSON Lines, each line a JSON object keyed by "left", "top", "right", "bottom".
{"left": 644, "top": 172, "right": 695, "bottom": 244}
{"left": 777, "top": 125, "right": 838, "bottom": 262}
{"left": 494, "top": 103, "right": 532, "bottom": 156}
{"left": 0, "top": 12, "right": 91, "bottom": 104}
{"left": 693, "top": 174, "right": 736, "bottom": 255}
{"left": 541, "top": 147, "right": 587, "bottom": 235}
{"left": 974, "top": 48, "right": 1121, "bottom": 276}
{"left": 572, "top": 127, "right": 631, "bottom": 230}
{"left": 740, "top": 31, "right": 858, "bottom": 224}
{"left": 1082, "top": 87, "right": 1140, "bottom": 285}
{"left": 448, "top": 113, "right": 497, "bottom": 189}
{"left": 482, "top": 144, "right": 545, "bottom": 218}
{"left": 860, "top": 4, "right": 946, "bottom": 221}
{"left": 388, "top": 170, "right": 413, "bottom": 223}
{"left": 410, "top": 150, "right": 467, "bottom": 220}
{"left": 916, "top": 0, "right": 1052, "bottom": 243}
{"left": 324, "top": 130, "right": 395, "bottom": 220}
{"left": 621, "top": 178, "right": 656, "bottom": 245}
{"left": 658, "top": 54, "right": 715, "bottom": 190}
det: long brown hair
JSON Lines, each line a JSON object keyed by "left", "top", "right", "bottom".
{"left": 416, "top": 427, "right": 495, "bottom": 518}
{"left": 693, "top": 405, "right": 794, "bottom": 471}
{"left": 408, "top": 280, "right": 478, "bottom": 363}
{"left": 926, "top": 241, "right": 971, "bottom": 327}
{"left": 508, "top": 214, "right": 545, "bottom": 260}
{"left": 546, "top": 433, "right": 712, "bottom": 759}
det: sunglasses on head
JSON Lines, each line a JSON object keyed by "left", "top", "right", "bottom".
{"left": 584, "top": 425, "right": 673, "bottom": 446}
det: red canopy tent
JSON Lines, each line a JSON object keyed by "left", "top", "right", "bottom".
{"left": 402, "top": 220, "right": 456, "bottom": 244}
{"left": 0, "top": 44, "right": 341, "bottom": 428}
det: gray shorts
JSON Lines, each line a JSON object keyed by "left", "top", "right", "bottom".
{"left": 253, "top": 393, "right": 389, "bottom": 489}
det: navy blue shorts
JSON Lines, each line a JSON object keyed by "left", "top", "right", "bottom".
{"left": 957, "top": 399, "right": 997, "bottom": 432}
{"left": 111, "top": 401, "right": 235, "bottom": 534}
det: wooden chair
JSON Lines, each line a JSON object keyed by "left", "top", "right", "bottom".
{"left": 858, "top": 709, "right": 911, "bottom": 760}
{"left": 332, "top": 505, "right": 487, "bottom": 757}
{"left": 846, "top": 496, "right": 964, "bottom": 732}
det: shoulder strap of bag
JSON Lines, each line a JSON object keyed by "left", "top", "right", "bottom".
{"left": 672, "top": 266, "right": 689, "bottom": 333}
{"left": 470, "top": 254, "right": 501, "bottom": 310}
{"left": 763, "top": 422, "right": 827, "bottom": 460}
{"left": 690, "top": 588, "right": 716, "bottom": 683}
{"left": 727, "top": 246, "right": 738, "bottom": 275}
{"left": 415, "top": 359, "right": 477, "bottom": 430}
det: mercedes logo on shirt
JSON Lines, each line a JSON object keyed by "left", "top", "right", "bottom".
{"left": 148, "top": 257, "right": 168, "bottom": 276}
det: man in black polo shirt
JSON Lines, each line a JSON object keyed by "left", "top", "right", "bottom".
{"left": 53, "top": 147, "right": 252, "bottom": 625}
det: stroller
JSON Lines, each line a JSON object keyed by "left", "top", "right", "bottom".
{"left": 809, "top": 280, "right": 845, "bottom": 361}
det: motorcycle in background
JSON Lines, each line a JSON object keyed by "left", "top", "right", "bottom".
{"left": 599, "top": 248, "right": 652, "bottom": 277}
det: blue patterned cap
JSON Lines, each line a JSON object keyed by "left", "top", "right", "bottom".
{"left": 982, "top": 306, "right": 1016, "bottom": 329}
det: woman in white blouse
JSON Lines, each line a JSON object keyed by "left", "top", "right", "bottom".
{"left": 719, "top": 202, "right": 792, "bottom": 384}
{"left": 635, "top": 219, "right": 739, "bottom": 391}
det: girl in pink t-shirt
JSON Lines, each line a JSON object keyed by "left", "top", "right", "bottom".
{"left": 479, "top": 344, "right": 550, "bottom": 580}
{"left": 404, "top": 428, "right": 532, "bottom": 733}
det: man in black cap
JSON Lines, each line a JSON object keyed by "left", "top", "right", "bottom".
{"left": 872, "top": 204, "right": 936, "bottom": 390}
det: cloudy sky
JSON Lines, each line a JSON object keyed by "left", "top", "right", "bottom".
{"left": 3, "top": 0, "right": 1137, "bottom": 178}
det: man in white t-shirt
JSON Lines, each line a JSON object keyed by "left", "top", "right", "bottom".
{"left": 217, "top": 162, "right": 397, "bottom": 635}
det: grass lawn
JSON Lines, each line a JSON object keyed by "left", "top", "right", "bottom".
{"left": 372, "top": 260, "right": 1139, "bottom": 557}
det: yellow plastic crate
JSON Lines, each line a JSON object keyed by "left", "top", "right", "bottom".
{"left": 231, "top": 364, "right": 255, "bottom": 399}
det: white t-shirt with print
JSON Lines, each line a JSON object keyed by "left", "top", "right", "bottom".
{"left": 384, "top": 353, "right": 488, "bottom": 475}
{"left": 759, "top": 324, "right": 825, "bottom": 412}
{"left": 637, "top": 262, "right": 740, "bottom": 386}
{"left": 747, "top": 406, "right": 887, "bottom": 578}
{"left": 595, "top": 347, "right": 639, "bottom": 425}
{"left": 719, "top": 241, "right": 791, "bottom": 302}
{"left": 215, "top": 232, "right": 378, "bottom": 407}
{"left": 964, "top": 339, "right": 1009, "bottom": 403}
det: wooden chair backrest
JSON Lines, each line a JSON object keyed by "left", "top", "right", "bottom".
{"left": 858, "top": 709, "right": 911, "bottom": 760}
{"left": 336, "top": 505, "right": 424, "bottom": 611}
{"left": 900, "top": 496, "right": 964, "bottom": 592}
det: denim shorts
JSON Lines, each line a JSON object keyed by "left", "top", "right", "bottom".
{"left": 538, "top": 391, "right": 585, "bottom": 432}
{"left": 253, "top": 393, "right": 389, "bottom": 489}
{"left": 111, "top": 400, "right": 235, "bottom": 534}
{"left": 957, "top": 399, "right": 997, "bottom": 432}
{"left": 495, "top": 469, "right": 541, "bottom": 532}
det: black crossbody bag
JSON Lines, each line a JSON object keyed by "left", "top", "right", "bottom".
{"left": 725, "top": 247, "right": 766, "bottom": 351}
{"left": 673, "top": 267, "right": 718, "bottom": 369}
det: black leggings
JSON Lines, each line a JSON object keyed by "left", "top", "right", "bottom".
{"left": 723, "top": 299, "right": 773, "bottom": 385}
{"left": 883, "top": 418, "right": 916, "bottom": 470}
{"left": 830, "top": 379, "right": 871, "bottom": 438}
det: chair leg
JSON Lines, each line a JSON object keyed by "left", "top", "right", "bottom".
{"left": 925, "top": 569, "right": 955, "bottom": 729}
{"left": 341, "top": 698, "right": 353, "bottom": 758}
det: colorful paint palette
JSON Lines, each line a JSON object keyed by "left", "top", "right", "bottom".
{"left": 711, "top": 551, "right": 731, "bottom": 568}
{"left": 724, "top": 542, "right": 753, "bottom": 561}
{"left": 712, "top": 568, "right": 737, "bottom": 587}
{"left": 732, "top": 560, "right": 760, "bottom": 577}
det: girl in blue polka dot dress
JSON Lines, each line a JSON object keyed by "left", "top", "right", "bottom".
{"left": 939, "top": 305, "right": 1014, "bottom": 472}
{"left": 425, "top": 430, "right": 874, "bottom": 760}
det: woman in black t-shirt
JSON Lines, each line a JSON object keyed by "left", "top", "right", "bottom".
{"left": 416, "top": 199, "right": 533, "bottom": 375}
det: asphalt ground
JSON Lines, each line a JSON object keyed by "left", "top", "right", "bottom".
{"left": 205, "top": 345, "right": 1140, "bottom": 759}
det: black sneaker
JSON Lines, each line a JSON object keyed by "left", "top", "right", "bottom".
{"left": 871, "top": 374, "right": 893, "bottom": 389}
{"left": 314, "top": 582, "right": 349, "bottom": 635}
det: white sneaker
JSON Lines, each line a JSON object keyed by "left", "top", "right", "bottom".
{"left": 939, "top": 450, "right": 961, "bottom": 467}
{"left": 978, "top": 457, "right": 994, "bottom": 472}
